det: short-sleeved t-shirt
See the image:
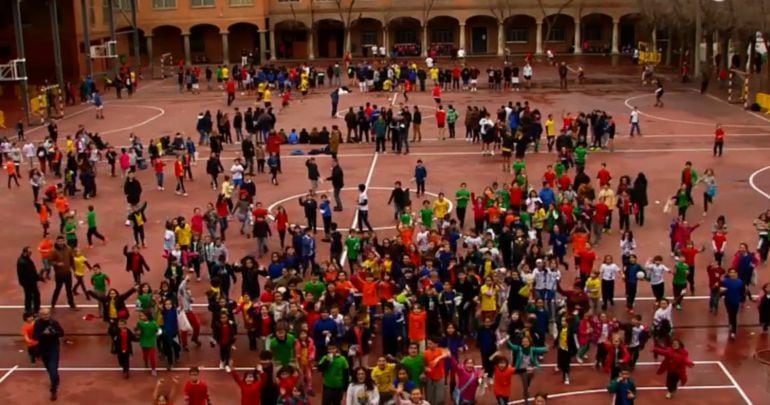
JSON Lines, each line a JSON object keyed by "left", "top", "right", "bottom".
{"left": 673, "top": 262, "right": 689, "bottom": 286}
{"left": 400, "top": 354, "right": 425, "bottom": 387}
{"left": 574, "top": 147, "right": 588, "bottom": 164}
{"left": 480, "top": 285, "right": 498, "bottom": 311}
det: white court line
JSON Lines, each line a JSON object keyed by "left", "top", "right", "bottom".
{"left": 748, "top": 166, "right": 770, "bottom": 200}
{"left": 339, "top": 153, "right": 379, "bottom": 267}
{"left": 0, "top": 365, "right": 18, "bottom": 384}
{"left": 390, "top": 92, "right": 398, "bottom": 106}
{"left": 623, "top": 93, "right": 770, "bottom": 129}
{"left": 696, "top": 89, "right": 770, "bottom": 125}
{"left": 509, "top": 385, "right": 740, "bottom": 404}
{"left": 717, "top": 361, "right": 754, "bottom": 405}
{"left": 0, "top": 295, "right": 714, "bottom": 309}
{"left": 0, "top": 360, "right": 722, "bottom": 372}
{"left": 99, "top": 105, "right": 165, "bottom": 135}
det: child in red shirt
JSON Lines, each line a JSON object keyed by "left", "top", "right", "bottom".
{"left": 21, "top": 312, "right": 38, "bottom": 363}
{"left": 153, "top": 159, "right": 166, "bottom": 190}
{"left": 183, "top": 367, "right": 210, "bottom": 405}
{"left": 707, "top": 263, "right": 726, "bottom": 314}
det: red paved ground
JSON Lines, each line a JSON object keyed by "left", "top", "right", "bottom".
{"left": 0, "top": 56, "right": 769, "bottom": 404}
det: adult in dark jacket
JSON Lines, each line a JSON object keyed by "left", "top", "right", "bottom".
{"left": 327, "top": 159, "right": 345, "bottom": 211}
{"left": 631, "top": 173, "right": 649, "bottom": 226}
{"left": 48, "top": 236, "right": 76, "bottom": 310}
{"left": 33, "top": 308, "right": 64, "bottom": 400}
{"left": 17, "top": 246, "right": 41, "bottom": 313}
{"left": 123, "top": 172, "right": 142, "bottom": 206}
{"left": 206, "top": 153, "right": 225, "bottom": 189}
{"left": 241, "top": 137, "right": 256, "bottom": 175}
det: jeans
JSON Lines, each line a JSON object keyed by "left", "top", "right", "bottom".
{"left": 630, "top": 122, "right": 641, "bottom": 136}
{"left": 425, "top": 378, "right": 445, "bottom": 405}
{"left": 41, "top": 350, "right": 60, "bottom": 392}
{"left": 358, "top": 210, "right": 373, "bottom": 232}
{"left": 155, "top": 172, "right": 164, "bottom": 188}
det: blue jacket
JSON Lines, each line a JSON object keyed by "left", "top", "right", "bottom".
{"left": 414, "top": 166, "right": 427, "bottom": 182}
{"left": 320, "top": 201, "right": 332, "bottom": 218}
{"left": 539, "top": 187, "right": 556, "bottom": 208}
{"left": 381, "top": 312, "right": 403, "bottom": 338}
{"left": 301, "top": 235, "right": 316, "bottom": 257}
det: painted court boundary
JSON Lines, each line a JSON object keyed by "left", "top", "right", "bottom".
{"left": 0, "top": 361, "right": 753, "bottom": 404}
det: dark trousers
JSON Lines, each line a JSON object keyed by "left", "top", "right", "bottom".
{"left": 456, "top": 206, "right": 467, "bottom": 229}
{"left": 117, "top": 351, "right": 131, "bottom": 372}
{"left": 713, "top": 141, "right": 723, "bottom": 156}
{"left": 625, "top": 281, "right": 637, "bottom": 309}
{"left": 651, "top": 282, "right": 665, "bottom": 302}
{"left": 666, "top": 372, "right": 681, "bottom": 393}
{"left": 322, "top": 386, "right": 344, "bottom": 405}
{"left": 726, "top": 302, "right": 739, "bottom": 334}
{"left": 23, "top": 284, "right": 41, "bottom": 313}
{"left": 51, "top": 274, "right": 75, "bottom": 308}
{"left": 41, "top": 350, "right": 60, "bottom": 392}
{"left": 358, "top": 210, "right": 373, "bottom": 232}
{"left": 87, "top": 227, "right": 106, "bottom": 245}
{"left": 375, "top": 137, "right": 386, "bottom": 152}
{"left": 219, "top": 344, "right": 232, "bottom": 364}
{"left": 601, "top": 279, "right": 615, "bottom": 309}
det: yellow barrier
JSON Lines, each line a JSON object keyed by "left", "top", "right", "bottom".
{"left": 639, "top": 51, "right": 661, "bottom": 65}
{"left": 757, "top": 93, "right": 770, "bottom": 111}
{"left": 0, "top": 110, "right": 5, "bottom": 128}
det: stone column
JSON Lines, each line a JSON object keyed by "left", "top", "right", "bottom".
{"left": 421, "top": 25, "right": 428, "bottom": 57}
{"left": 308, "top": 28, "right": 316, "bottom": 60}
{"left": 383, "top": 27, "right": 389, "bottom": 53}
{"left": 221, "top": 32, "right": 230, "bottom": 65}
{"left": 269, "top": 29, "right": 277, "bottom": 61}
{"left": 535, "top": 21, "right": 543, "bottom": 55}
{"left": 459, "top": 23, "right": 466, "bottom": 51}
{"left": 611, "top": 19, "right": 619, "bottom": 54}
{"left": 497, "top": 22, "right": 504, "bottom": 56}
{"left": 573, "top": 21, "right": 582, "bottom": 54}
{"left": 182, "top": 32, "right": 191, "bottom": 65}
{"left": 259, "top": 30, "right": 267, "bottom": 63}
{"left": 146, "top": 35, "right": 154, "bottom": 75}
{"left": 344, "top": 30, "right": 352, "bottom": 56}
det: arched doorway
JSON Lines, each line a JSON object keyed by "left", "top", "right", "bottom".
{"left": 387, "top": 17, "right": 421, "bottom": 56}
{"left": 274, "top": 20, "right": 309, "bottom": 60}
{"left": 152, "top": 25, "right": 184, "bottom": 65}
{"left": 316, "top": 19, "right": 345, "bottom": 59}
{"left": 502, "top": 15, "right": 537, "bottom": 54}
{"left": 542, "top": 14, "right": 575, "bottom": 53}
{"left": 228, "top": 23, "right": 260, "bottom": 64}
{"left": 351, "top": 17, "right": 383, "bottom": 57}
{"left": 190, "top": 24, "right": 222, "bottom": 64}
{"left": 465, "top": 15, "right": 497, "bottom": 55}
{"left": 427, "top": 16, "right": 459, "bottom": 57}
{"left": 619, "top": 13, "right": 645, "bottom": 51}
{"left": 580, "top": 13, "right": 613, "bottom": 53}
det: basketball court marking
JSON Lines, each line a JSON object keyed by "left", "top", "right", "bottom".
{"left": 0, "top": 360, "right": 753, "bottom": 404}
{"left": 623, "top": 93, "right": 770, "bottom": 129}
{"left": 99, "top": 105, "right": 165, "bottom": 135}
{"left": 340, "top": 152, "right": 379, "bottom": 267}
{"left": 749, "top": 166, "right": 770, "bottom": 200}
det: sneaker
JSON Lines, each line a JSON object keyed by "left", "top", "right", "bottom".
{"left": 564, "top": 377, "right": 570, "bottom": 385}
{"left": 576, "top": 356, "right": 583, "bottom": 364}
{"left": 665, "top": 393, "right": 672, "bottom": 399}
{"left": 676, "top": 304, "right": 682, "bottom": 310}
{"left": 151, "top": 369, "right": 157, "bottom": 376}
{"left": 219, "top": 361, "right": 225, "bottom": 369}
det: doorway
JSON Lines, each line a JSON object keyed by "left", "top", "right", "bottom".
{"left": 472, "top": 27, "right": 487, "bottom": 54}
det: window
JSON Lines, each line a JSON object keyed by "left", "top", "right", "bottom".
{"left": 395, "top": 30, "right": 417, "bottom": 44}
{"left": 103, "top": 0, "right": 132, "bottom": 24}
{"left": 583, "top": 24, "right": 603, "bottom": 42}
{"left": 544, "top": 27, "right": 565, "bottom": 42}
{"left": 89, "top": 0, "right": 95, "bottom": 24}
{"left": 431, "top": 30, "right": 453, "bottom": 44}
{"left": 190, "top": 0, "right": 215, "bottom": 7}
{"left": 153, "top": 0, "right": 177, "bottom": 9}
{"left": 505, "top": 28, "right": 529, "bottom": 43}
{"left": 229, "top": 0, "right": 252, "bottom": 5}
{"left": 361, "top": 31, "right": 377, "bottom": 46}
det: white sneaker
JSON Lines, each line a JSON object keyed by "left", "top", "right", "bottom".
{"left": 219, "top": 361, "right": 225, "bottom": 369}
{"left": 576, "top": 357, "right": 583, "bottom": 364}
{"left": 564, "top": 377, "right": 570, "bottom": 385}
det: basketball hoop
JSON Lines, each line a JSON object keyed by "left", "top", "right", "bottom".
{"left": 90, "top": 41, "right": 118, "bottom": 59}
{"left": 0, "top": 59, "right": 27, "bottom": 82}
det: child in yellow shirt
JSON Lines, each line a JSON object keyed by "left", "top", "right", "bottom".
{"left": 72, "top": 248, "right": 92, "bottom": 298}
{"left": 584, "top": 270, "right": 602, "bottom": 313}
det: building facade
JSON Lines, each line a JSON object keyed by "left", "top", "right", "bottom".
{"left": 0, "top": 0, "right": 649, "bottom": 83}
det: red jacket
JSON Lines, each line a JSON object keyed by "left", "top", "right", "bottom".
{"left": 603, "top": 342, "right": 631, "bottom": 373}
{"left": 230, "top": 370, "right": 265, "bottom": 405}
{"left": 653, "top": 347, "right": 694, "bottom": 385}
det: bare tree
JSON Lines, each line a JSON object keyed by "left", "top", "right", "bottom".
{"left": 334, "top": 0, "right": 358, "bottom": 55}
{"left": 536, "top": 0, "right": 575, "bottom": 43}
{"left": 488, "top": 0, "right": 515, "bottom": 22}
{"left": 421, "top": 0, "right": 437, "bottom": 55}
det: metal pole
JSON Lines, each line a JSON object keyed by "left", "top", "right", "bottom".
{"left": 694, "top": 1, "right": 702, "bottom": 78}
{"left": 12, "top": 0, "right": 31, "bottom": 126}
{"left": 130, "top": 0, "right": 140, "bottom": 70}
{"left": 50, "top": 0, "right": 65, "bottom": 115}
{"left": 80, "top": 0, "right": 92, "bottom": 78}
{"left": 107, "top": 0, "right": 118, "bottom": 76}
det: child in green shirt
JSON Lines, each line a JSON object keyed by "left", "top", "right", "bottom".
{"left": 345, "top": 233, "right": 361, "bottom": 270}
{"left": 86, "top": 205, "right": 107, "bottom": 248}
{"left": 672, "top": 257, "right": 689, "bottom": 310}
{"left": 134, "top": 311, "right": 159, "bottom": 375}
{"left": 419, "top": 200, "right": 434, "bottom": 228}
{"left": 574, "top": 146, "right": 588, "bottom": 171}
{"left": 317, "top": 343, "right": 349, "bottom": 401}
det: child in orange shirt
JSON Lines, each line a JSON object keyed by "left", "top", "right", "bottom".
{"left": 490, "top": 353, "right": 516, "bottom": 404}
{"left": 6, "top": 161, "right": 20, "bottom": 188}
{"left": 408, "top": 304, "right": 427, "bottom": 352}
{"left": 22, "top": 312, "right": 39, "bottom": 363}
{"left": 38, "top": 236, "right": 53, "bottom": 279}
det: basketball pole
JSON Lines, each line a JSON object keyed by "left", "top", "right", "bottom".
{"left": 130, "top": 0, "right": 140, "bottom": 71}
{"left": 49, "top": 0, "right": 65, "bottom": 115}
{"left": 107, "top": 0, "right": 118, "bottom": 77}
{"left": 80, "top": 0, "right": 92, "bottom": 78}
{"left": 12, "top": 0, "right": 31, "bottom": 126}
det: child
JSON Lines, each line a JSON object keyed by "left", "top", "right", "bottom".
{"left": 607, "top": 367, "right": 637, "bottom": 405}
{"left": 602, "top": 333, "right": 630, "bottom": 381}
{"left": 623, "top": 314, "right": 649, "bottom": 369}
{"left": 135, "top": 311, "right": 159, "bottom": 376}
{"left": 489, "top": 354, "right": 516, "bottom": 405}
{"left": 213, "top": 310, "right": 237, "bottom": 369}
{"left": 268, "top": 152, "right": 280, "bottom": 185}
{"left": 760, "top": 283, "right": 770, "bottom": 334}
{"left": 555, "top": 316, "right": 576, "bottom": 384}
{"left": 21, "top": 312, "right": 38, "bottom": 363}
{"left": 109, "top": 319, "right": 137, "bottom": 378}
{"left": 652, "top": 299, "right": 673, "bottom": 358}
{"left": 507, "top": 335, "right": 547, "bottom": 402}
{"left": 672, "top": 255, "right": 689, "bottom": 310}
{"left": 653, "top": 339, "right": 694, "bottom": 399}
{"left": 585, "top": 270, "right": 601, "bottom": 313}
{"left": 295, "top": 329, "right": 316, "bottom": 396}
{"left": 707, "top": 262, "right": 726, "bottom": 314}
{"left": 86, "top": 205, "right": 107, "bottom": 247}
